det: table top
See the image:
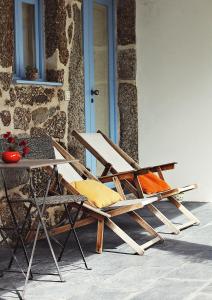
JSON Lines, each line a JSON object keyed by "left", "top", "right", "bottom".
{"left": 0, "top": 159, "right": 76, "bottom": 170}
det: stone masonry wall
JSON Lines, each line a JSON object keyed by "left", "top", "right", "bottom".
{"left": 0, "top": 0, "right": 138, "bottom": 230}
{"left": 0, "top": 0, "right": 84, "bottom": 151}
{"left": 0, "top": 0, "right": 138, "bottom": 172}
{"left": 117, "top": 0, "right": 138, "bottom": 160}
{"left": 0, "top": 0, "right": 84, "bottom": 229}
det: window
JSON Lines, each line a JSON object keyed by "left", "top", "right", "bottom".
{"left": 14, "top": 0, "right": 44, "bottom": 80}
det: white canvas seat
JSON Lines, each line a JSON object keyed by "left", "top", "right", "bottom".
{"left": 108, "top": 197, "right": 159, "bottom": 208}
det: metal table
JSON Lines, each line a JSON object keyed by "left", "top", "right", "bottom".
{"left": 0, "top": 159, "right": 87, "bottom": 299}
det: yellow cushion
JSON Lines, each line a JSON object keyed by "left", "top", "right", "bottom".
{"left": 71, "top": 180, "right": 122, "bottom": 208}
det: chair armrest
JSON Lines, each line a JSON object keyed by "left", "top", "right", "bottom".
{"left": 99, "top": 162, "right": 177, "bottom": 183}
{"left": 142, "top": 162, "right": 177, "bottom": 172}
{"left": 99, "top": 169, "right": 149, "bottom": 183}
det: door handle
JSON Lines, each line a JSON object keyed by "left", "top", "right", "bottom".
{"left": 91, "top": 89, "right": 100, "bottom": 96}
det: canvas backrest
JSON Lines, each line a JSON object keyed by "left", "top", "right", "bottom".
{"left": 53, "top": 147, "right": 83, "bottom": 182}
{"left": 76, "top": 133, "right": 134, "bottom": 172}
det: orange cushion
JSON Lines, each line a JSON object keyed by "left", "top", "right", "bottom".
{"left": 138, "top": 172, "right": 171, "bottom": 194}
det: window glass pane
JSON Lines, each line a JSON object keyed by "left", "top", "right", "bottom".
{"left": 22, "top": 3, "right": 36, "bottom": 69}
{"left": 93, "top": 3, "right": 109, "bottom": 176}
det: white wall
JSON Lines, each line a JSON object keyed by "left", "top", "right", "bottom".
{"left": 136, "top": 0, "right": 212, "bottom": 201}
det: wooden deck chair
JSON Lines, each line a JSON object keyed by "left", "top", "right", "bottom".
{"left": 51, "top": 139, "right": 164, "bottom": 255}
{"left": 72, "top": 130, "right": 200, "bottom": 234}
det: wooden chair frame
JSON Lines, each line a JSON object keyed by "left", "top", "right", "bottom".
{"left": 72, "top": 130, "right": 200, "bottom": 234}
{"left": 51, "top": 140, "right": 164, "bottom": 255}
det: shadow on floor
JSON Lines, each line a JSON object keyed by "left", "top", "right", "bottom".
{"left": 0, "top": 201, "right": 207, "bottom": 299}
{"left": 155, "top": 238, "right": 212, "bottom": 263}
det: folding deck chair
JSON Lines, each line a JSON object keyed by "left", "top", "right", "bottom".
{"left": 72, "top": 130, "right": 200, "bottom": 234}
{"left": 52, "top": 139, "right": 164, "bottom": 255}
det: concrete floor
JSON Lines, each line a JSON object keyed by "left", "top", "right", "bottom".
{"left": 0, "top": 200, "right": 212, "bottom": 300}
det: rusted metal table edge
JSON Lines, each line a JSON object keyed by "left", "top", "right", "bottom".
{"left": 0, "top": 159, "right": 77, "bottom": 169}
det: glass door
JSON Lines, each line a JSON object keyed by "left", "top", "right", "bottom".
{"left": 83, "top": 0, "right": 117, "bottom": 175}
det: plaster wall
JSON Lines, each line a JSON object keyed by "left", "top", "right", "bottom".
{"left": 136, "top": 0, "right": 212, "bottom": 201}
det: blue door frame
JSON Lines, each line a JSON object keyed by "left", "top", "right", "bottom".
{"left": 83, "top": 0, "right": 117, "bottom": 173}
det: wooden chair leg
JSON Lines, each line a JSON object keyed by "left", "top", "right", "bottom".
{"left": 105, "top": 219, "right": 144, "bottom": 255}
{"left": 169, "top": 196, "right": 200, "bottom": 226}
{"left": 96, "top": 219, "right": 104, "bottom": 254}
{"left": 128, "top": 211, "right": 163, "bottom": 241}
{"left": 127, "top": 211, "right": 164, "bottom": 250}
{"left": 147, "top": 204, "right": 180, "bottom": 235}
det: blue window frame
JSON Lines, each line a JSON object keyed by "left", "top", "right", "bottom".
{"left": 14, "top": 0, "right": 44, "bottom": 80}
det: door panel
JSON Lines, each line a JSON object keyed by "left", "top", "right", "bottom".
{"left": 83, "top": 0, "right": 116, "bottom": 174}
{"left": 94, "top": 3, "right": 109, "bottom": 137}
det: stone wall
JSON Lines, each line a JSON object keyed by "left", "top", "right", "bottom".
{"left": 117, "top": 0, "right": 138, "bottom": 160}
{"left": 0, "top": 0, "right": 84, "bottom": 155}
{"left": 0, "top": 0, "right": 138, "bottom": 165}
{"left": 0, "top": 0, "right": 138, "bottom": 230}
{"left": 67, "top": 3, "right": 85, "bottom": 160}
{"left": 0, "top": 0, "right": 84, "bottom": 229}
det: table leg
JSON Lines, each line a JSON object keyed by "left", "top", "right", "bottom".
{"left": 0, "top": 228, "right": 26, "bottom": 278}
{"left": 7, "top": 203, "right": 33, "bottom": 271}
{"left": 0, "top": 170, "right": 33, "bottom": 278}
{"left": 55, "top": 167, "right": 90, "bottom": 269}
{"left": 57, "top": 202, "right": 82, "bottom": 261}
{"left": 22, "top": 168, "right": 64, "bottom": 299}
{"left": 61, "top": 202, "right": 90, "bottom": 270}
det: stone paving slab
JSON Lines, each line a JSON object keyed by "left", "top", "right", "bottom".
{"left": 191, "top": 293, "right": 212, "bottom": 300}
{"left": 133, "top": 278, "right": 206, "bottom": 300}
{"left": 0, "top": 201, "right": 212, "bottom": 300}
